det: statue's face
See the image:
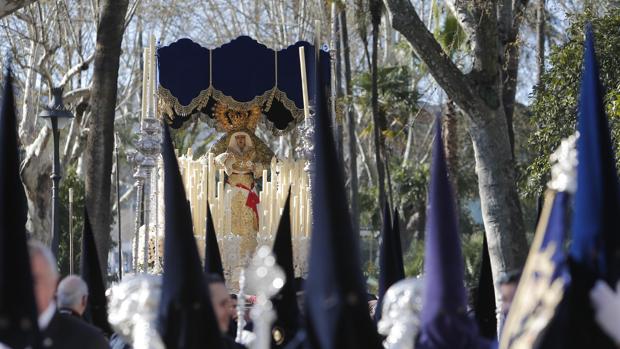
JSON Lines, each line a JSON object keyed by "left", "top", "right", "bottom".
{"left": 235, "top": 135, "right": 246, "bottom": 150}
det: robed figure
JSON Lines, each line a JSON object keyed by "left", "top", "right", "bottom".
{"left": 212, "top": 102, "right": 274, "bottom": 258}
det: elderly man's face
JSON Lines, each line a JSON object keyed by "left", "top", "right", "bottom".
{"left": 235, "top": 135, "right": 246, "bottom": 150}
{"left": 30, "top": 253, "right": 58, "bottom": 314}
{"left": 209, "top": 282, "right": 231, "bottom": 333}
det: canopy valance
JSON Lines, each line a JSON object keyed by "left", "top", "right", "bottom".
{"left": 157, "top": 36, "right": 330, "bottom": 134}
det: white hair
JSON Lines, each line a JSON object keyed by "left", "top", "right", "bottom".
{"left": 28, "top": 240, "right": 59, "bottom": 278}
{"left": 57, "top": 275, "right": 89, "bottom": 309}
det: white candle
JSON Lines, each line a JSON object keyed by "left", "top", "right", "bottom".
{"left": 305, "top": 188, "right": 311, "bottom": 237}
{"left": 141, "top": 48, "right": 148, "bottom": 122}
{"left": 208, "top": 153, "right": 215, "bottom": 203}
{"left": 149, "top": 35, "right": 156, "bottom": 117}
{"left": 299, "top": 46, "right": 310, "bottom": 124}
{"left": 226, "top": 189, "right": 232, "bottom": 234}
{"left": 292, "top": 196, "right": 298, "bottom": 237}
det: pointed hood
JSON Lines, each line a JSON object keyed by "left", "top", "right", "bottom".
{"left": 157, "top": 123, "right": 222, "bottom": 349}
{"left": 570, "top": 23, "right": 620, "bottom": 282}
{"left": 204, "top": 203, "right": 224, "bottom": 279}
{"left": 271, "top": 191, "right": 300, "bottom": 347}
{"left": 80, "top": 208, "right": 113, "bottom": 336}
{"left": 558, "top": 23, "right": 620, "bottom": 349}
{"left": 392, "top": 209, "right": 405, "bottom": 279}
{"left": 474, "top": 235, "right": 497, "bottom": 339}
{"left": 421, "top": 117, "right": 467, "bottom": 323}
{"left": 0, "top": 67, "right": 39, "bottom": 348}
{"left": 376, "top": 201, "right": 405, "bottom": 321}
{"left": 304, "top": 46, "right": 382, "bottom": 349}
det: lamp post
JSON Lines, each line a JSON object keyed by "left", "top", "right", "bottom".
{"left": 39, "top": 87, "right": 73, "bottom": 257}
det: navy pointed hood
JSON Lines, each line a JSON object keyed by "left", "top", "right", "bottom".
{"left": 304, "top": 46, "right": 382, "bottom": 349}
{"left": 157, "top": 123, "right": 223, "bottom": 349}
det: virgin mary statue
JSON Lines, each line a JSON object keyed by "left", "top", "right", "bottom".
{"left": 211, "top": 102, "right": 274, "bottom": 258}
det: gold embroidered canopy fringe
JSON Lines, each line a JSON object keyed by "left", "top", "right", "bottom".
{"left": 155, "top": 36, "right": 328, "bottom": 135}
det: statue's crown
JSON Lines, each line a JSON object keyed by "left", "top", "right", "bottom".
{"left": 214, "top": 102, "right": 261, "bottom": 133}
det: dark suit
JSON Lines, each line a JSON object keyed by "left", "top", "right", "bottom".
{"left": 40, "top": 312, "right": 108, "bottom": 348}
{"left": 222, "top": 335, "right": 246, "bottom": 349}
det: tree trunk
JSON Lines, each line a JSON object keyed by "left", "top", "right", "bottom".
{"left": 84, "top": 0, "right": 129, "bottom": 271}
{"left": 469, "top": 109, "right": 527, "bottom": 306}
{"left": 384, "top": 0, "right": 529, "bottom": 309}
{"left": 22, "top": 128, "right": 52, "bottom": 242}
{"left": 536, "top": 0, "right": 546, "bottom": 83}
{"left": 442, "top": 99, "right": 458, "bottom": 195}
{"left": 331, "top": 3, "right": 344, "bottom": 165}
{"left": 370, "top": 0, "right": 387, "bottom": 208}
{"left": 402, "top": 109, "right": 415, "bottom": 168}
{"left": 0, "top": 0, "right": 38, "bottom": 19}
{"left": 341, "top": 8, "right": 360, "bottom": 234}
{"left": 19, "top": 39, "right": 38, "bottom": 143}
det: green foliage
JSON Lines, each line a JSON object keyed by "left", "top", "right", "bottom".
{"left": 57, "top": 166, "right": 85, "bottom": 277}
{"left": 392, "top": 164, "right": 428, "bottom": 209}
{"left": 403, "top": 229, "right": 485, "bottom": 290}
{"left": 404, "top": 238, "right": 424, "bottom": 277}
{"left": 355, "top": 65, "right": 420, "bottom": 135}
{"left": 432, "top": 5, "right": 467, "bottom": 55}
{"left": 525, "top": 10, "right": 620, "bottom": 197}
{"left": 359, "top": 185, "right": 380, "bottom": 229}
{"left": 171, "top": 118, "right": 219, "bottom": 158}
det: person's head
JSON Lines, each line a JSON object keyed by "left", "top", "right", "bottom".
{"left": 57, "top": 275, "right": 89, "bottom": 316}
{"left": 28, "top": 241, "right": 59, "bottom": 314}
{"left": 498, "top": 270, "right": 521, "bottom": 316}
{"left": 229, "top": 294, "right": 238, "bottom": 320}
{"left": 205, "top": 274, "right": 230, "bottom": 333}
{"left": 235, "top": 134, "right": 246, "bottom": 150}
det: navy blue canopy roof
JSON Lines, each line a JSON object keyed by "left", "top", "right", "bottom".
{"left": 157, "top": 36, "right": 330, "bottom": 133}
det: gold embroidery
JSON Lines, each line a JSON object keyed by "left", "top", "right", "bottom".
{"left": 157, "top": 85, "right": 212, "bottom": 118}
{"left": 214, "top": 102, "right": 261, "bottom": 132}
{"left": 157, "top": 85, "right": 305, "bottom": 133}
{"left": 500, "top": 191, "right": 566, "bottom": 349}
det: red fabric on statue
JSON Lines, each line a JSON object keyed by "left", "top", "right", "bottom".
{"left": 235, "top": 183, "right": 260, "bottom": 224}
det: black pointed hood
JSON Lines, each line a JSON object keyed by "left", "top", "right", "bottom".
{"left": 304, "top": 46, "right": 382, "bottom": 349}
{"left": 80, "top": 208, "right": 113, "bottom": 336}
{"left": 271, "top": 191, "right": 300, "bottom": 347}
{"left": 0, "top": 67, "right": 39, "bottom": 348}
{"left": 474, "top": 235, "right": 497, "bottom": 339}
{"left": 157, "top": 123, "right": 223, "bottom": 349}
{"left": 204, "top": 203, "right": 224, "bottom": 279}
{"left": 376, "top": 201, "right": 405, "bottom": 321}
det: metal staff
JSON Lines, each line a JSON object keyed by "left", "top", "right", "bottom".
{"left": 69, "top": 188, "right": 73, "bottom": 274}
{"left": 115, "top": 134, "right": 123, "bottom": 280}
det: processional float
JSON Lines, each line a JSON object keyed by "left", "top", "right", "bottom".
{"left": 131, "top": 35, "right": 331, "bottom": 286}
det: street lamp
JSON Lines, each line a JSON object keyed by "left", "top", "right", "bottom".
{"left": 39, "top": 87, "right": 73, "bottom": 257}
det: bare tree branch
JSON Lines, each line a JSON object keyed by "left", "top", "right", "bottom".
{"left": 383, "top": 0, "right": 484, "bottom": 118}
{"left": 63, "top": 86, "right": 91, "bottom": 104}
{"left": 58, "top": 52, "right": 94, "bottom": 88}
{"left": 0, "top": 0, "right": 39, "bottom": 20}
{"left": 445, "top": 0, "right": 476, "bottom": 39}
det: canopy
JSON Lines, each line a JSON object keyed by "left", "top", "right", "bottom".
{"left": 157, "top": 36, "right": 330, "bottom": 134}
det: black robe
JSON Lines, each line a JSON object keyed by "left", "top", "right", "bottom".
{"left": 40, "top": 312, "right": 108, "bottom": 348}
